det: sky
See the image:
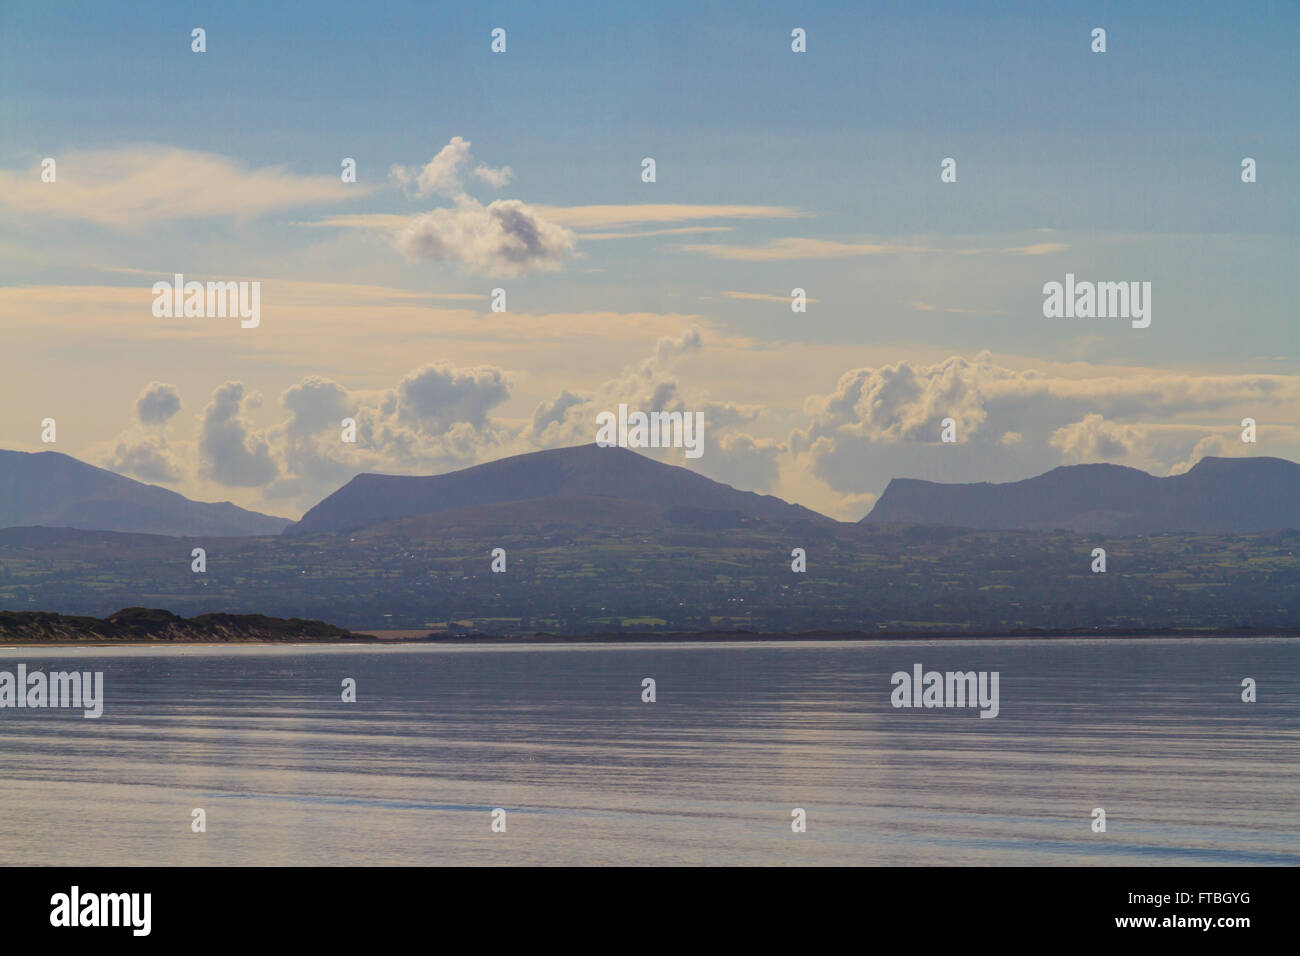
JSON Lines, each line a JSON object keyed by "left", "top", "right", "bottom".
{"left": 1, "top": 0, "right": 1297, "bottom": 520}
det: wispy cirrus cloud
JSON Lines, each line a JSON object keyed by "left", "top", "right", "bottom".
{"left": 684, "top": 237, "right": 1069, "bottom": 261}
{"left": 294, "top": 213, "right": 413, "bottom": 230}
{"left": 721, "top": 290, "right": 821, "bottom": 303}
{"left": 298, "top": 152, "right": 808, "bottom": 272}
{"left": 908, "top": 300, "right": 1003, "bottom": 315}
{"left": 578, "top": 226, "right": 735, "bottom": 240}
{"left": 533, "top": 203, "right": 805, "bottom": 229}
{"left": 1000, "top": 242, "right": 1069, "bottom": 255}
{"left": 951, "top": 242, "right": 1071, "bottom": 256}
{"left": 300, "top": 204, "right": 804, "bottom": 234}
{"left": 680, "top": 237, "right": 931, "bottom": 261}
{"left": 0, "top": 147, "right": 373, "bottom": 227}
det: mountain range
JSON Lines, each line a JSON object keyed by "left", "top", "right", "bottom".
{"left": 2, "top": 444, "right": 1298, "bottom": 538}
{"left": 2, "top": 445, "right": 1296, "bottom": 634}
{"left": 862, "top": 456, "right": 1300, "bottom": 534}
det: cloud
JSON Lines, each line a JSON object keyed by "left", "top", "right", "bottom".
{"left": 0, "top": 147, "right": 369, "bottom": 227}
{"left": 527, "top": 328, "right": 704, "bottom": 449}
{"left": 949, "top": 242, "right": 1071, "bottom": 256}
{"left": 653, "top": 326, "right": 703, "bottom": 362}
{"left": 531, "top": 390, "right": 585, "bottom": 437}
{"left": 268, "top": 377, "right": 365, "bottom": 497}
{"left": 390, "top": 137, "right": 514, "bottom": 198}
{"left": 383, "top": 138, "right": 574, "bottom": 275}
{"left": 810, "top": 489, "right": 877, "bottom": 522}
{"left": 302, "top": 204, "right": 801, "bottom": 239}
{"left": 698, "top": 433, "right": 784, "bottom": 492}
{"left": 1047, "top": 417, "right": 1287, "bottom": 474}
{"left": 798, "top": 355, "right": 992, "bottom": 447}
{"left": 260, "top": 363, "right": 516, "bottom": 507}
{"left": 101, "top": 433, "right": 184, "bottom": 483}
{"left": 522, "top": 328, "right": 783, "bottom": 494}
{"left": 791, "top": 353, "right": 1300, "bottom": 496}
{"left": 688, "top": 238, "right": 1067, "bottom": 262}
{"left": 579, "top": 226, "right": 735, "bottom": 240}
{"left": 1002, "top": 242, "right": 1069, "bottom": 255}
{"left": 390, "top": 137, "right": 471, "bottom": 196}
{"left": 908, "top": 300, "right": 1002, "bottom": 315}
{"left": 1048, "top": 413, "right": 1143, "bottom": 461}
{"left": 721, "top": 290, "right": 821, "bottom": 304}
{"left": 135, "top": 381, "right": 181, "bottom": 425}
{"left": 394, "top": 197, "right": 576, "bottom": 276}
{"left": 394, "top": 362, "right": 511, "bottom": 432}
{"left": 699, "top": 400, "right": 763, "bottom": 431}
{"left": 1167, "top": 433, "right": 1255, "bottom": 475}
{"left": 533, "top": 204, "right": 805, "bottom": 229}
{"left": 199, "top": 382, "right": 279, "bottom": 487}
{"left": 91, "top": 382, "right": 186, "bottom": 482}
{"left": 295, "top": 213, "right": 414, "bottom": 231}
{"left": 473, "top": 163, "right": 515, "bottom": 189}
{"left": 680, "top": 237, "right": 930, "bottom": 261}
{"left": 282, "top": 376, "right": 353, "bottom": 437}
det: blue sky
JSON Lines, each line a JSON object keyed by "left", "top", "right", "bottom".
{"left": 1, "top": 0, "right": 1296, "bottom": 518}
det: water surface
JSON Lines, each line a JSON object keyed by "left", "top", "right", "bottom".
{"left": 0, "top": 638, "right": 1295, "bottom": 865}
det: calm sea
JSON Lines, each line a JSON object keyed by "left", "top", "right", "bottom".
{"left": 0, "top": 638, "right": 1296, "bottom": 866}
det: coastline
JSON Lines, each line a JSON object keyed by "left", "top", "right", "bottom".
{"left": 3, "top": 626, "right": 1298, "bottom": 648}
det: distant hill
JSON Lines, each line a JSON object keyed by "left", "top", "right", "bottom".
{"left": 862, "top": 456, "right": 1300, "bottom": 533}
{"left": 0, "top": 449, "right": 291, "bottom": 536}
{"left": 0, "top": 606, "right": 362, "bottom": 643}
{"left": 286, "top": 443, "right": 831, "bottom": 536}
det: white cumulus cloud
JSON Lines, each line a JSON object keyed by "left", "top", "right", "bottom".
{"left": 394, "top": 197, "right": 575, "bottom": 276}
{"left": 198, "top": 382, "right": 279, "bottom": 487}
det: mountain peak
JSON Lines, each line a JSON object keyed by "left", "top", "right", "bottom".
{"left": 0, "top": 448, "right": 292, "bottom": 537}
{"left": 1187, "top": 454, "right": 1291, "bottom": 473}
{"left": 287, "top": 442, "right": 830, "bottom": 536}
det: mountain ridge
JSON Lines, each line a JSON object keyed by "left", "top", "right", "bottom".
{"left": 862, "top": 455, "right": 1300, "bottom": 533}
{"left": 0, "top": 449, "right": 291, "bottom": 536}
{"left": 285, "top": 443, "right": 833, "bottom": 536}
{"left": 4, "top": 446, "right": 1298, "bottom": 540}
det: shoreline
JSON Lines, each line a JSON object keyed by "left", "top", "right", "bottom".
{"left": 2, "top": 627, "right": 1298, "bottom": 648}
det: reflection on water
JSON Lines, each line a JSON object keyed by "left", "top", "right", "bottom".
{"left": 0, "top": 638, "right": 1296, "bottom": 865}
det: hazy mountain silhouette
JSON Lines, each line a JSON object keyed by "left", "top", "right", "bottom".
{"left": 862, "top": 456, "right": 1300, "bottom": 533}
{"left": 7, "top": 445, "right": 1296, "bottom": 543}
{"left": 0, "top": 449, "right": 291, "bottom": 536}
{"left": 3, "top": 449, "right": 1297, "bottom": 634}
{"left": 286, "top": 443, "right": 832, "bottom": 536}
